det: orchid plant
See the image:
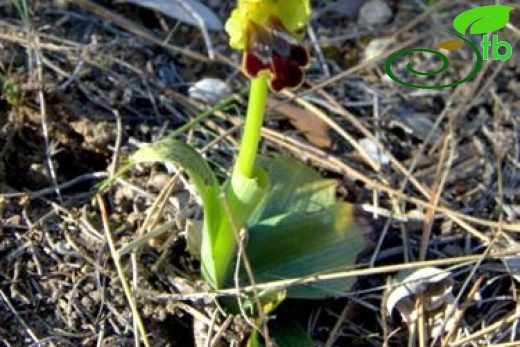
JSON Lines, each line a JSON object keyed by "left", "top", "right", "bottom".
{"left": 133, "top": 0, "right": 367, "bottom": 306}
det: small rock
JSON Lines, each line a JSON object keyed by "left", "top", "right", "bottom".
{"left": 359, "top": 138, "right": 390, "bottom": 166}
{"left": 147, "top": 173, "right": 172, "bottom": 191}
{"left": 188, "top": 78, "right": 232, "bottom": 104}
{"left": 358, "top": 0, "right": 393, "bottom": 27}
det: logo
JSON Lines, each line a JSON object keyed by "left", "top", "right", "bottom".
{"left": 385, "top": 5, "right": 514, "bottom": 89}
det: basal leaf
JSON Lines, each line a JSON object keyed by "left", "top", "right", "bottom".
{"left": 133, "top": 136, "right": 268, "bottom": 288}
{"left": 269, "top": 320, "right": 314, "bottom": 347}
{"left": 203, "top": 169, "right": 268, "bottom": 288}
{"left": 246, "top": 202, "right": 368, "bottom": 298}
{"left": 247, "top": 330, "right": 261, "bottom": 347}
{"left": 132, "top": 136, "right": 218, "bottom": 202}
{"left": 132, "top": 137, "right": 222, "bottom": 286}
{"left": 453, "top": 5, "right": 514, "bottom": 35}
{"left": 248, "top": 156, "right": 336, "bottom": 224}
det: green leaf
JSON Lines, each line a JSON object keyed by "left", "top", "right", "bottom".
{"left": 248, "top": 156, "right": 336, "bottom": 224}
{"left": 270, "top": 320, "right": 314, "bottom": 347}
{"left": 132, "top": 136, "right": 269, "bottom": 288}
{"left": 247, "top": 330, "right": 262, "bottom": 347}
{"left": 132, "top": 136, "right": 218, "bottom": 200}
{"left": 203, "top": 168, "right": 268, "bottom": 288}
{"left": 246, "top": 202, "right": 367, "bottom": 298}
{"left": 132, "top": 137, "right": 222, "bottom": 286}
{"left": 453, "top": 5, "right": 514, "bottom": 35}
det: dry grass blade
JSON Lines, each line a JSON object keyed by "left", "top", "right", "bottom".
{"left": 69, "top": 0, "right": 211, "bottom": 62}
{"left": 2, "top": 0, "right": 520, "bottom": 345}
{"left": 260, "top": 126, "right": 510, "bottom": 237}
{"left": 419, "top": 134, "right": 453, "bottom": 260}
{"left": 440, "top": 276, "right": 484, "bottom": 347}
{"left": 139, "top": 251, "right": 520, "bottom": 301}
{"left": 0, "top": 289, "right": 40, "bottom": 344}
{"left": 285, "top": 90, "right": 382, "bottom": 171}
{"left": 96, "top": 194, "right": 151, "bottom": 347}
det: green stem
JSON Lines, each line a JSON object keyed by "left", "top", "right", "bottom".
{"left": 235, "top": 72, "right": 269, "bottom": 178}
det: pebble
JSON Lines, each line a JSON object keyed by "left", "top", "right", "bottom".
{"left": 188, "top": 78, "right": 232, "bottom": 104}
{"left": 358, "top": 0, "right": 394, "bottom": 27}
{"left": 359, "top": 138, "right": 390, "bottom": 166}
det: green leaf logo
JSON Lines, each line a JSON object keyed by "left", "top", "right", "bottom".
{"left": 436, "top": 39, "right": 465, "bottom": 50}
{"left": 453, "top": 5, "right": 514, "bottom": 35}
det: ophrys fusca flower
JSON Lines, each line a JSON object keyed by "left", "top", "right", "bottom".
{"left": 225, "top": 0, "right": 311, "bottom": 91}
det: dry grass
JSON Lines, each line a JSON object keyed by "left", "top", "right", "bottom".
{"left": 1, "top": 0, "right": 520, "bottom": 346}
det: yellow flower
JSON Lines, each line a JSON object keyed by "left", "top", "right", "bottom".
{"left": 226, "top": 0, "right": 311, "bottom": 50}
{"left": 225, "top": 0, "right": 311, "bottom": 91}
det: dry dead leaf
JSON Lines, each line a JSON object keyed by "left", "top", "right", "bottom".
{"left": 386, "top": 267, "right": 456, "bottom": 342}
{"left": 267, "top": 98, "right": 331, "bottom": 148}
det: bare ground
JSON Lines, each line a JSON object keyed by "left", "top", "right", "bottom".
{"left": 1, "top": 0, "right": 520, "bottom": 346}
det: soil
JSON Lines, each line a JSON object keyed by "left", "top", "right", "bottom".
{"left": 1, "top": 0, "right": 520, "bottom": 346}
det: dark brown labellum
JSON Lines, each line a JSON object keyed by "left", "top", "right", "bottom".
{"left": 242, "top": 17, "right": 310, "bottom": 91}
{"left": 244, "top": 51, "right": 270, "bottom": 78}
{"left": 270, "top": 53, "right": 304, "bottom": 92}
